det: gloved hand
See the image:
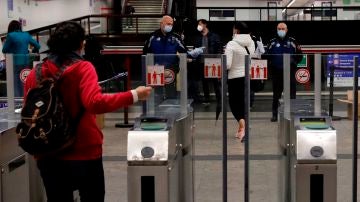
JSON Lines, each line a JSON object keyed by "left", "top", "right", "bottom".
{"left": 187, "top": 47, "right": 204, "bottom": 58}
{"left": 256, "top": 37, "right": 265, "bottom": 54}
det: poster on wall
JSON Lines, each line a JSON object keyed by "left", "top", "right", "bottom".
{"left": 7, "top": 0, "right": 13, "bottom": 18}
{"left": 327, "top": 54, "right": 360, "bottom": 87}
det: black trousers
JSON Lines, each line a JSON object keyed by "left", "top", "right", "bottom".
{"left": 271, "top": 68, "right": 296, "bottom": 116}
{"left": 37, "top": 158, "right": 105, "bottom": 202}
{"left": 228, "top": 77, "right": 245, "bottom": 121}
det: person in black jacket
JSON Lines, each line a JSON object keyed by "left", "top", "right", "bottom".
{"left": 193, "top": 19, "right": 222, "bottom": 108}
{"left": 265, "top": 22, "right": 302, "bottom": 122}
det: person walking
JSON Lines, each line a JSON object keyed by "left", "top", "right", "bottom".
{"left": 24, "top": 21, "right": 152, "bottom": 202}
{"left": 225, "top": 22, "right": 255, "bottom": 141}
{"left": 265, "top": 22, "right": 302, "bottom": 122}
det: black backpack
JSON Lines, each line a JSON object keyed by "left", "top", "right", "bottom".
{"left": 16, "top": 62, "right": 83, "bottom": 156}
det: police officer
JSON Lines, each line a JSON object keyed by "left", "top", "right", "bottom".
{"left": 266, "top": 22, "right": 302, "bottom": 122}
{"left": 143, "top": 15, "right": 202, "bottom": 100}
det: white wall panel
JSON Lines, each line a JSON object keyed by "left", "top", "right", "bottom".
{"left": 0, "top": 0, "right": 96, "bottom": 33}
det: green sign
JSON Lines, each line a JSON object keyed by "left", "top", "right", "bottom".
{"left": 343, "top": 0, "right": 351, "bottom": 4}
{"left": 297, "top": 55, "right": 307, "bottom": 68}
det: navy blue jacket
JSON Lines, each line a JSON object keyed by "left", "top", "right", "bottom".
{"left": 143, "top": 29, "right": 187, "bottom": 68}
{"left": 194, "top": 31, "right": 223, "bottom": 55}
{"left": 265, "top": 35, "right": 302, "bottom": 70}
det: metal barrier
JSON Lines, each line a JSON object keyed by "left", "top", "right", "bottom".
{"left": 127, "top": 106, "right": 194, "bottom": 202}
{"left": 293, "top": 116, "right": 337, "bottom": 202}
{"left": 0, "top": 123, "right": 45, "bottom": 202}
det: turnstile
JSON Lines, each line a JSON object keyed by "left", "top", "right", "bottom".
{"left": 278, "top": 100, "right": 336, "bottom": 202}
{"left": 293, "top": 116, "right": 337, "bottom": 202}
{"left": 127, "top": 104, "right": 194, "bottom": 202}
{"left": 0, "top": 126, "right": 45, "bottom": 202}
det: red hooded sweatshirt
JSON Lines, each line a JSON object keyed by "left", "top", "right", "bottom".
{"left": 24, "top": 59, "right": 134, "bottom": 160}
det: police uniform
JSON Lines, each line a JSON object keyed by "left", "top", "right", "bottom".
{"left": 266, "top": 35, "right": 302, "bottom": 120}
{"left": 143, "top": 29, "right": 187, "bottom": 99}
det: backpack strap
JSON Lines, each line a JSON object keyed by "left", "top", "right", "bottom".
{"left": 244, "top": 46, "right": 250, "bottom": 55}
{"left": 35, "top": 60, "right": 85, "bottom": 125}
{"left": 35, "top": 62, "right": 43, "bottom": 86}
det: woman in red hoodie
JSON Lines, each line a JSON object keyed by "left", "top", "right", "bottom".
{"left": 24, "top": 21, "right": 152, "bottom": 202}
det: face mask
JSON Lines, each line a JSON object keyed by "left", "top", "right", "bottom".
{"left": 164, "top": 25, "right": 172, "bottom": 33}
{"left": 197, "top": 25, "right": 203, "bottom": 32}
{"left": 277, "top": 30, "right": 286, "bottom": 38}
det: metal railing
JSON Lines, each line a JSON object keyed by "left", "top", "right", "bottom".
{"left": 196, "top": 6, "right": 360, "bottom": 21}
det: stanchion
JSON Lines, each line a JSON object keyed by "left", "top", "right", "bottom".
{"left": 352, "top": 56, "right": 358, "bottom": 202}
{"left": 329, "top": 64, "right": 341, "bottom": 121}
{"left": 115, "top": 56, "right": 133, "bottom": 128}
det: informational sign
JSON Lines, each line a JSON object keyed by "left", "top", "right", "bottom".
{"left": 164, "top": 69, "right": 175, "bottom": 84}
{"left": 250, "top": 59, "right": 268, "bottom": 80}
{"left": 327, "top": 54, "right": 360, "bottom": 87}
{"left": 295, "top": 68, "right": 310, "bottom": 84}
{"left": 146, "top": 65, "right": 164, "bottom": 86}
{"left": 204, "top": 58, "right": 221, "bottom": 78}
{"left": 20, "top": 68, "right": 31, "bottom": 84}
{"left": 297, "top": 55, "right": 307, "bottom": 68}
{"left": 7, "top": 0, "right": 13, "bottom": 18}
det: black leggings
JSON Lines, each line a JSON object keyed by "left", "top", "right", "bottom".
{"left": 37, "top": 158, "right": 105, "bottom": 202}
{"left": 228, "top": 77, "right": 245, "bottom": 122}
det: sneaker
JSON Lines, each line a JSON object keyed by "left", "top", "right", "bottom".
{"left": 270, "top": 116, "right": 278, "bottom": 122}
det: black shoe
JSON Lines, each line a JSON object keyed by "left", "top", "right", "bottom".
{"left": 271, "top": 116, "right": 278, "bottom": 122}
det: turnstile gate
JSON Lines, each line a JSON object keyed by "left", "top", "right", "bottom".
{"left": 293, "top": 116, "right": 337, "bottom": 202}
{"left": 127, "top": 106, "right": 194, "bottom": 202}
{"left": 0, "top": 126, "right": 45, "bottom": 202}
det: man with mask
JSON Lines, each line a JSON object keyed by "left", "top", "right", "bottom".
{"left": 266, "top": 22, "right": 302, "bottom": 122}
{"left": 143, "top": 15, "right": 202, "bottom": 99}
{"left": 193, "top": 19, "right": 222, "bottom": 108}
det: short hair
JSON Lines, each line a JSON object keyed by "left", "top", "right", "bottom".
{"left": 233, "top": 22, "right": 249, "bottom": 34}
{"left": 8, "top": 20, "right": 22, "bottom": 33}
{"left": 197, "top": 19, "right": 208, "bottom": 26}
{"left": 47, "top": 21, "right": 85, "bottom": 55}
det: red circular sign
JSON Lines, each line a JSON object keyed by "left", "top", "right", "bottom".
{"left": 164, "top": 69, "right": 175, "bottom": 84}
{"left": 295, "top": 68, "right": 310, "bottom": 84}
{"left": 20, "top": 68, "right": 31, "bottom": 84}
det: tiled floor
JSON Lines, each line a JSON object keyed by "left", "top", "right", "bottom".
{"left": 101, "top": 103, "right": 360, "bottom": 202}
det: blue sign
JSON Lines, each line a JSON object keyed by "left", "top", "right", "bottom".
{"left": 327, "top": 54, "right": 360, "bottom": 87}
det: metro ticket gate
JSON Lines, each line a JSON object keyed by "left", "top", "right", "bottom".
{"left": 292, "top": 116, "right": 337, "bottom": 202}
{"left": 0, "top": 124, "right": 45, "bottom": 202}
{"left": 127, "top": 109, "right": 194, "bottom": 202}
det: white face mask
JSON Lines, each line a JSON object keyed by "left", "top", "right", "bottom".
{"left": 197, "top": 25, "right": 203, "bottom": 32}
{"left": 163, "top": 25, "right": 173, "bottom": 33}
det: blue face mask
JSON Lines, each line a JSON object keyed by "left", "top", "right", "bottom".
{"left": 164, "top": 25, "right": 173, "bottom": 33}
{"left": 277, "top": 30, "right": 286, "bottom": 38}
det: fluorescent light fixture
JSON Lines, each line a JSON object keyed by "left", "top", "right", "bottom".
{"left": 282, "top": 0, "right": 296, "bottom": 13}
{"left": 287, "top": 0, "right": 296, "bottom": 8}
